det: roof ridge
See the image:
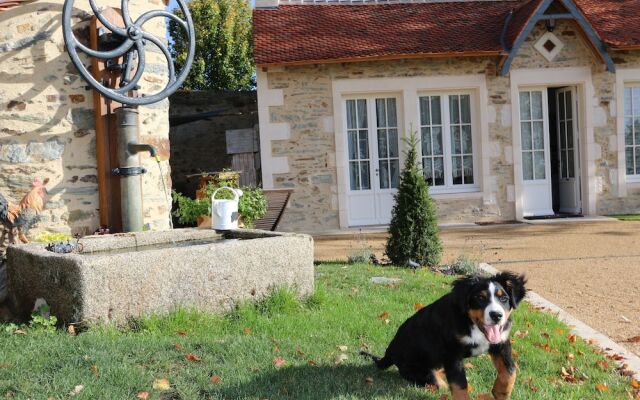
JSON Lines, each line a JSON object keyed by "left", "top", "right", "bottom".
{"left": 256, "top": 0, "right": 520, "bottom": 8}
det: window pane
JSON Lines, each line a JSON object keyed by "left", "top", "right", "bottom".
{"left": 635, "top": 118, "right": 640, "bottom": 145}
{"left": 379, "top": 160, "right": 389, "bottom": 189}
{"left": 450, "top": 95, "right": 460, "bottom": 124}
{"left": 387, "top": 98, "right": 397, "bottom": 127}
{"left": 534, "top": 151, "right": 546, "bottom": 180}
{"left": 357, "top": 99, "right": 367, "bottom": 129}
{"left": 636, "top": 148, "right": 640, "bottom": 175}
{"left": 625, "top": 87, "right": 633, "bottom": 116}
{"left": 627, "top": 148, "right": 635, "bottom": 175}
{"left": 420, "top": 97, "right": 431, "bottom": 125}
{"left": 346, "top": 100, "right": 357, "bottom": 129}
{"left": 561, "top": 151, "right": 567, "bottom": 179}
{"left": 421, "top": 127, "right": 432, "bottom": 156}
{"left": 626, "top": 118, "right": 634, "bottom": 146}
{"left": 348, "top": 131, "right": 358, "bottom": 160}
{"left": 634, "top": 88, "right": 640, "bottom": 116}
{"left": 463, "top": 155, "right": 474, "bottom": 184}
{"left": 560, "top": 122, "right": 566, "bottom": 149}
{"left": 566, "top": 122, "right": 573, "bottom": 149}
{"left": 358, "top": 130, "right": 369, "bottom": 159}
{"left": 377, "top": 129, "right": 388, "bottom": 158}
{"left": 558, "top": 92, "right": 565, "bottom": 121}
{"left": 390, "top": 159, "right": 400, "bottom": 189}
{"left": 460, "top": 95, "right": 471, "bottom": 124}
{"left": 520, "top": 92, "right": 531, "bottom": 121}
{"left": 451, "top": 126, "right": 461, "bottom": 154}
{"left": 360, "top": 162, "right": 370, "bottom": 190}
{"left": 388, "top": 129, "right": 399, "bottom": 158}
{"left": 452, "top": 156, "right": 463, "bottom": 185}
{"left": 523, "top": 152, "right": 534, "bottom": 180}
{"left": 376, "top": 99, "right": 386, "bottom": 128}
{"left": 431, "top": 96, "right": 442, "bottom": 125}
{"left": 349, "top": 161, "right": 360, "bottom": 190}
{"left": 533, "top": 121, "right": 544, "bottom": 150}
{"left": 568, "top": 149, "right": 575, "bottom": 178}
{"left": 521, "top": 122, "right": 532, "bottom": 151}
{"left": 423, "top": 158, "right": 433, "bottom": 185}
{"left": 565, "top": 91, "right": 572, "bottom": 118}
{"left": 432, "top": 127, "right": 443, "bottom": 155}
{"left": 434, "top": 157, "right": 445, "bottom": 186}
{"left": 462, "top": 125, "right": 473, "bottom": 154}
{"left": 532, "top": 91, "right": 543, "bottom": 120}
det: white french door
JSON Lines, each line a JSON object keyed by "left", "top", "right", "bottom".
{"left": 556, "top": 87, "right": 581, "bottom": 214}
{"left": 345, "top": 97, "right": 400, "bottom": 226}
{"left": 519, "top": 88, "right": 553, "bottom": 217}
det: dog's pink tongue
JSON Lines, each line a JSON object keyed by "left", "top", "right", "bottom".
{"left": 485, "top": 325, "right": 502, "bottom": 344}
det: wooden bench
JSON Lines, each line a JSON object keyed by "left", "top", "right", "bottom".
{"left": 253, "top": 189, "right": 292, "bottom": 231}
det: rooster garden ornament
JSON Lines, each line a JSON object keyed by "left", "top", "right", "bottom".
{"left": 0, "top": 178, "right": 49, "bottom": 247}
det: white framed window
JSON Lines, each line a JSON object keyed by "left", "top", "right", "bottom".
{"left": 519, "top": 90, "right": 546, "bottom": 181}
{"left": 624, "top": 85, "right": 640, "bottom": 182}
{"left": 418, "top": 92, "right": 478, "bottom": 193}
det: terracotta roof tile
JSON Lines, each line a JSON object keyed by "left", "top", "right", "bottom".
{"left": 253, "top": 0, "right": 640, "bottom": 66}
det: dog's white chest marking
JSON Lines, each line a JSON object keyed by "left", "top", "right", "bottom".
{"left": 460, "top": 325, "right": 490, "bottom": 356}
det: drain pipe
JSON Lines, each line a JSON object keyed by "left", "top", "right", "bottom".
{"left": 113, "top": 106, "right": 158, "bottom": 232}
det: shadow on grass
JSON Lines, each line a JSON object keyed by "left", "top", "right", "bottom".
{"left": 213, "top": 364, "right": 438, "bottom": 400}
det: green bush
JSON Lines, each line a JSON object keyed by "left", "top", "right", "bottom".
{"left": 385, "top": 130, "right": 442, "bottom": 267}
{"left": 449, "top": 255, "right": 479, "bottom": 275}
{"left": 172, "top": 177, "right": 267, "bottom": 228}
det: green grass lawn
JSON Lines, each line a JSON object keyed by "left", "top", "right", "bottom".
{"left": 609, "top": 214, "right": 640, "bottom": 221}
{"left": 0, "top": 263, "right": 636, "bottom": 399}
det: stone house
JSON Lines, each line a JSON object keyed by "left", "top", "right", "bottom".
{"left": 0, "top": 0, "right": 172, "bottom": 235}
{"left": 253, "top": 0, "right": 640, "bottom": 232}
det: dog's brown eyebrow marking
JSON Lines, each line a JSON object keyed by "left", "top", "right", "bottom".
{"left": 496, "top": 289, "right": 506, "bottom": 297}
{"left": 477, "top": 290, "right": 488, "bottom": 299}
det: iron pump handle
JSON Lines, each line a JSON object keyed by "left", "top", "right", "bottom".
{"left": 61, "top": 0, "right": 195, "bottom": 106}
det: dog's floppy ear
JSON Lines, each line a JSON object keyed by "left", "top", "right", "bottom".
{"left": 452, "top": 275, "right": 480, "bottom": 311}
{"left": 495, "top": 272, "right": 527, "bottom": 308}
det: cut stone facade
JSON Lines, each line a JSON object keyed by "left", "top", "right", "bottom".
{"left": 0, "top": 0, "right": 172, "bottom": 236}
{"left": 258, "top": 20, "right": 640, "bottom": 232}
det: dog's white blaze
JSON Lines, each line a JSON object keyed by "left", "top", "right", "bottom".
{"left": 485, "top": 282, "right": 506, "bottom": 326}
{"left": 460, "top": 325, "right": 490, "bottom": 356}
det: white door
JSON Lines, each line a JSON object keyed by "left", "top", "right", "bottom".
{"left": 345, "top": 97, "right": 400, "bottom": 226}
{"left": 556, "top": 87, "right": 581, "bottom": 214}
{"left": 519, "top": 88, "right": 553, "bottom": 217}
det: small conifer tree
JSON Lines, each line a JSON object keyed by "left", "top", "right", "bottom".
{"left": 385, "top": 130, "right": 442, "bottom": 267}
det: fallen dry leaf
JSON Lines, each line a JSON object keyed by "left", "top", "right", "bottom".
{"left": 13, "top": 329, "right": 26, "bottom": 335}
{"left": 473, "top": 394, "right": 494, "bottom": 400}
{"left": 425, "top": 384, "right": 438, "bottom": 393}
{"left": 527, "top": 377, "right": 538, "bottom": 392}
{"left": 514, "top": 330, "right": 529, "bottom": 339}
{"left": 90, "top": 364, "right": 98, "bottom": 376}
{"left": 595, "top": 383, "right": 609, "bottom": 392}
{"left": 438, "top": 395, "right": 448, "bottom": 400}
{"left": 185, "top": 353, "right": 201, "bottom": 362}
{"left": 177, "top": 331, "right": 187, "bottom": 336}
{"left": 174, "top": 343, "right": 183, "bottom": 351}
{"left": 568, "top": 334, "right": 577, "bottom": 344}
{"left": 334, "top": 353, "right": 348, "bottom": 365}
{"left": 627, "top": 336, "right": 640, "bottom": 343}
{"left": 243, "top": 327, "right": 252, "bottom": 335}
{"left": 560, "top": 367, "right": 577, "bottom": 384}
{"left": 67, "top": 325, "right": 76, "bottom": 336}
{"left": 136, "top": 392, "right": 150, "bottom": 400}
{"left": 567, "top": 353, "right": 575, "bottom": 361}
{"left": 595, "top": 360, "right": 609, "bottom": 370}
{"left": 378, "top": 311, "right": 389, "bottom": 321}
{"left": 273, "top": 356, "right": 286, "bottom": 368}
{"left": 338, "top": 345, "right": 348, "bottom": 352}
{"left": 365, "top": 376, "right": 374, "bottom": 385}
{"left": 68, "top": 385, "right": 84, "bottom": 396}
{"left": 308, "top": 359, "right": 317, "bottom": 366}
{"left": 555, "top": 328, "right": 566, "bottom": 335}
{"left": 607, "top": 353, "right": 625, "bottom": 361}
{"left": 153, "top": 378, "right": 171, "bottom": 391}
{"left": 414, "top": 303, "right": 425, "bottom": 311}
{"left": 467, "top": 383, "right": 473, "bottom": 393}
{"left": 464, "top": 362, "right": 476, "bottom": 369}
{"left": 296, "top": 347, "right": 305, "bottom": 357}
{"left": 210, "top": 375, "right": 222, "bottom": 384}
{"left": 631, "top": 379, "right": 640, "bottom": 389}
{"left": 0, "top": 363, "right": 10, "bottom": 369}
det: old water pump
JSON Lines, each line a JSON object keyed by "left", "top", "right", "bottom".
{"left": 61, "top": 0, "right": 195, "bottom": 232}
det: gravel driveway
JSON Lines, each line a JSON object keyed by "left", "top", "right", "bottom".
{"left": 314, "top": 220, "right": 640, "bottom": 357}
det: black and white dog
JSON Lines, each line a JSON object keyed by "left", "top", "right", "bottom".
{"left": 362, "top": 272, "right": 527, "bottom": 400}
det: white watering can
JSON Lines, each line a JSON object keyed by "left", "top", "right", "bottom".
{"left": 211, "top": 187, "right": 243, "bottom": 230}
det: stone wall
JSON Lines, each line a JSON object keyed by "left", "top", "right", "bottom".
{"left": 259, "top": 19, "right": 640, "bottom": 233}
{"left": 169, "top": 90, "right": 257, "bottom": 197}
{"left": 0, "top": 0, "right": 171, "bottom": 236}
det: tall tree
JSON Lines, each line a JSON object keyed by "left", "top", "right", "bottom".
{"left": 169, "top": 0, "right": 254, "bottom": 91}
{"left": 385, "top": 130, "right": 442, "bottom": 267}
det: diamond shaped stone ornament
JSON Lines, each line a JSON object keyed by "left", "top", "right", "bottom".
{"left": 535, "top": 31, "right": 564, "bottom": 62}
